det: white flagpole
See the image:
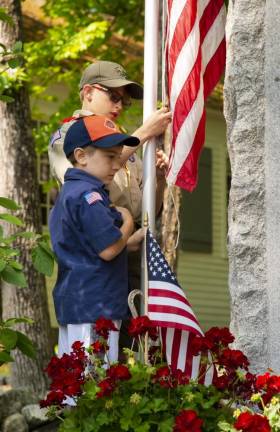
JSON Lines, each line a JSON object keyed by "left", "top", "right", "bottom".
{"left": 142, "top": 0, "right": 159, "bottom": 234}
{"left": 141, "top": 0, "right": 159, "bottom": 322}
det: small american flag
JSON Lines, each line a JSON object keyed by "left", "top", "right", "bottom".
{"left": 84, "top": 191, "right": 103, "bottom": 205}
{"left": 146, "top": 229, "right": 214, "bottom": 383}
{"left": 165, "top": 0, "right": 226, "bottom": 191}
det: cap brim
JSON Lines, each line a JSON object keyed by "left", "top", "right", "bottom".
{"left": 96, "top": 79, "right": 143, "bottom": 99}
{"left": 92, "top": 133, "right": 140, "bottom": 148}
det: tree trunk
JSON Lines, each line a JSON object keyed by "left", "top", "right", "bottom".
{"left": 224, "top": 0, "right": 268, "bottom": 372}
{"left": 0, "top": 0, "right": 52, "bottom": 396}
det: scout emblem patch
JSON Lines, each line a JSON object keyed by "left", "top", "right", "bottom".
{"left": 84, "top": 191, "right": 103, "bottom": 205}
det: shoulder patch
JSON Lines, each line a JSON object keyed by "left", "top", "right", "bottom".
{"left": 84, "top": 191, "right": 103, "bottom": 205}
{"left": 129, "top": 154, "right": 135, "bottom": 163}
{"left": 50, "top": 129, "right": 61, "bottom": 147}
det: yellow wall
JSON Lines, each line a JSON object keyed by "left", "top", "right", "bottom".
{"left": 177, "top": 108, "right": 230, "bottom": 330}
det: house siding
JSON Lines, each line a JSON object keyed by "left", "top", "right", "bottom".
{"left": 177, "top": 108, "right": 230, "bottom": 330}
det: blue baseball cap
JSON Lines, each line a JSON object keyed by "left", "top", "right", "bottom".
{"left": 63, "top": 115, "right": 139, "bottom": 157}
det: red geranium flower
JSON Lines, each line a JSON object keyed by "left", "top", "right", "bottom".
{"left": 153, "top": 365, "right": 173, "bottom": 388}
{"left": 204, "top": 327, "right": 234, "bottom": 351}
{"left": 213, "top": 373, "right": 232, "bottom": 390}
{"left": 234, "top": 412, "right": 271, "bottom": 432}
{"left": 40, "top": 389, "right": 65, "bottom": 408}
{"left": 190, "top": 336, "right": 213, "bottom": 356}
{"left": 128, "top": 315, "right": 155, "bottom": 338}
{"left": 91, "top": 340, "right": 108, "bottom": 354}
{"left": 94, "top": 317, "right": 118, "bottom": 339}
{"left": 96, "top": 379, "right": 115, "bottom": 398}
{"left": 106, "top": 364, "right": 131, "bottom": 381}
{"left": 218, "top": 348, "right": 249, "bottom": 371}
{"left": 173, "top": 409, "right": 203, "bottom": 432}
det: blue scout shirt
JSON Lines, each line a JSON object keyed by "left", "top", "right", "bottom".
{"left": 49, "top": 168, "right": 129, "bottom": 325}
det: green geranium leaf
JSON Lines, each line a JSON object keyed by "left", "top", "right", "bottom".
{"left": 0, "top": 328, "right": 18, "bottom": 350}
{"left": 0, "top": 351, "right": 14, "bottom": 364}
{"left": 0, "top": 197, "right": 20, "bottom": 210}
{"left": 1, "top": 265, "right": 27, "bottom": 287}
{"left": 16, "top": 331, "right": 36, "bottom": 359}
{"left": 0, "top": 213, "right": 24, "bottom": 226}
{"left": 158, "top": 417, "right": 174, "bottom": 432}
{"left": 31, "top": 243, "right": 54, "bottom": 276}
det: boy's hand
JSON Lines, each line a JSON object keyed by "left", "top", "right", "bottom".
{"left": 156, "top": 149, "right": 169, "bottom": 178}
{"left": 116, "top": 206, "right": 134, "bottom": 225}
{"left": 142, "top": 107, "right": 172, "bottom": 139}
{"left": 127, "top": 228, "right": 145, "bottom": 252}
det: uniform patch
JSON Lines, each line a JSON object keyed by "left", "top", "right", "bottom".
{"left": 129, "top": 154, "right": 135, "bottom": 162}
{"left": 50, "top": 129, "right": 61, "bottom": 147}
{"left": 84, "top": 191, "right": 103, "bottom": 205}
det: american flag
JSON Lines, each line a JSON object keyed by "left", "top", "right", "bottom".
{"left": 146, "top": 229, "right": 214, "bottom": 383}
{"left": 165, "top": 0, "right": 226, "bottom": 191}
{"left": 84, "top": 191, "right": 103, "bottom": 205}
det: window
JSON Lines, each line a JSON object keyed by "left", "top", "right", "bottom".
{"left": 180, "top": 148, "right": 212, "bottom": 253}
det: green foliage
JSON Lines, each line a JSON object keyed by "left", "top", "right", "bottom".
{"left": 0, "top": 317, "right": 36, "bottom": 366}
{"left": 0, "top": 197, "right": 56, "bottom": 365}
{"left": 0, "top": 197, "right": 55, "bottom": 284}
{"left": 23, "top": 0, "right": 144, "bottom": 154}
{"left": 0, "top": 8, "right": 24, "bottom": 102}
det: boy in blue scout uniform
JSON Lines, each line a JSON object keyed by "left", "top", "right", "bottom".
{"left": 48, "top": 61, "right": 171, "bottom": 352}
{"left": 49, "top": 114, "right": 141, "bottom": 362}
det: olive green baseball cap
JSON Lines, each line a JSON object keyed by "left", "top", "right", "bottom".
{"left": 79, "top": 61, "right": 143, "bottom": 99}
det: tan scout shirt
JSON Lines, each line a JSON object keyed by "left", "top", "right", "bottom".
{"left": 48, "top": 109, "right": 143, "bottom": 225}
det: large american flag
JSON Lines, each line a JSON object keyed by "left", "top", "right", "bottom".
{"left": 165, "top": 0, "right": 226, "bottom": 191}
{"left": 146, "top": 229, "right": 214, "bottom": 383}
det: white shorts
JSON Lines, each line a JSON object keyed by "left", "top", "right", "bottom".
{"left": 58, "top": 321, "right": 121, "bottom": 363}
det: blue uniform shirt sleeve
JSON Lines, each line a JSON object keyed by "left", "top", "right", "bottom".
{"left": 78, "top": 197, "right": 122, "bottom": 254}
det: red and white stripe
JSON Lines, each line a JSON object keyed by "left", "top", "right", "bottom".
{"left": 165, "top": 0, "right": 226, "bottom": 191}
{"left": 148, "top": 280, "right": 214, "bottom": 384}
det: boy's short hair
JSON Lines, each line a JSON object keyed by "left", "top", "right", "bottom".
{"left": 79, "top": 61, "right": 143, "bottom": 100}
{"left": 67, "top": 146, "right": 96, "bottom": 165}
{"left": 63, "top": 115, "right": 139, "bottom": 158}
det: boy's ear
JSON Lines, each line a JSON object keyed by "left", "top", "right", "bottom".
{"left": 74, "top": 147, "right": 87, "bottom": 166}
{"left": 82, "top": 84, "right": 94, "bottom": 101}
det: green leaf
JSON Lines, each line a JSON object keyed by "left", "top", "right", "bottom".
{"left": 158, "top": 418, "right": 174, "bottom": 432}
{"left": 0, "top": 328, "right": 18, "bottom": 350}
{"left": 12, "top": 41, "right": 23, "bottom": 53}
{"left": 9, "top": 260, "right": 23, "bottom": 270}
{"left": 0, "top": 197, "right": 20, "bottom": 210}
{"left": 0, "top": 8, "right": 13, "bottom": 25}
{"left": 0, "top": 259, "right": 6, "bottom": 272}
{"left": 1, "top": 265, "right": 27, "bottom": 287}
{"left": 0, "top": 95, "right": 14, "bottom": 103}
{"left": 16, "top": 231, "right": 36, "bottom": 239}
{"left": 0, "top": 213, "right": 24, "bottom": 226}
{"left": 0, "top": 351, "right": 14, "bottom": 364}
{"left": 4, "top": 317, "right": 34, "bottom": 327}
{"left": 8, "top": 58, "right": 22, "bottom": 69}
{"left": 16, "top": 331, "right": 36, "bottom": 359}
{"left": 32, "top": 243, "right": 54, "bottom": 276}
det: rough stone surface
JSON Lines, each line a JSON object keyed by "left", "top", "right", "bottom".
{"left": 2, "top": 413, "right": 28, "bottom": 432}
{"left": 32, "top": 419, "right": 60, "bottom": 432}
{"left": 264, "top": 0, "right": 280, "bottom": 373}
{"left": 21, "top": 404, "right": 48, "bottom": 428}
{"left": 224, "top": 0, "right": 268, "bottom": 373}
{"left": 0, "top": 389, "right": 37, "bottom": 424}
